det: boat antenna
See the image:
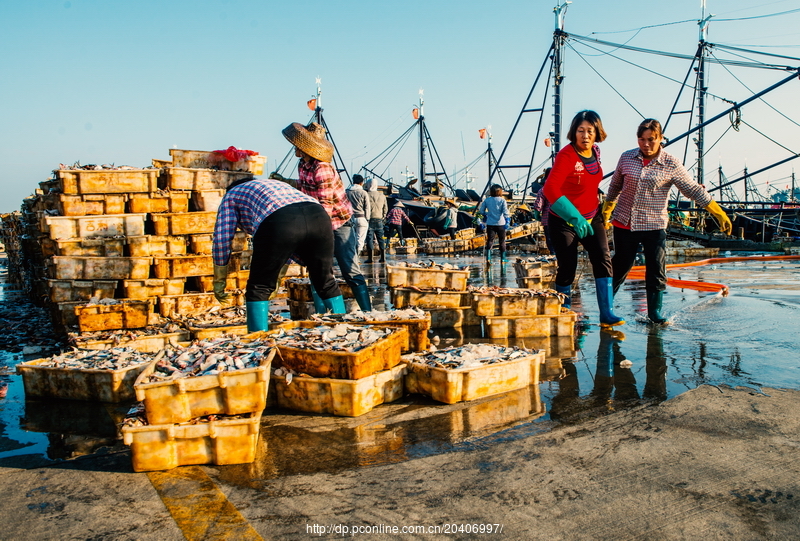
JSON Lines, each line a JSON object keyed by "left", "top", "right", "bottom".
{"left": 553, "top": 1, "right": 571, "bottom": 153}
{"left": 307, "top": 77, "right": 351, "bottom": 183}
{"left": 696, "top": 1, "right": 714, "bottom": 185}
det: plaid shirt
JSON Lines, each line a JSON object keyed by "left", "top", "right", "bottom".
{"left": 386, "top": 206, "right": 412, "bottom": 226}
{"left": 297, "top": 160, "right": 353, "bottom": 230}
{"left": 212, "top": 179, "right": 318, "bottom": 265}
{"left": 607, "top": 148, "right": 712, "bottom": 231}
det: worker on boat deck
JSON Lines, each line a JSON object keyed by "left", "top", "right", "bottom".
{"left": 212, "top": 177, "right": 343, "bottom": 332}
{"left": 542, "top": 110, "right": 624, "bottom": 327}
{"left": 604, "top": 118, "right": 732, "bottom": 324}
{"left": 364, "top": 177, "right": 388, "bottom": 262}
{"left": 386, "top": 200, "right": 413, "bottom": 246}
{"left": 270, "top": 122, "right": 372, "bottom": 311}
{"left": 347, "top": 174, "right": 371, "bottom": 255}
{"left": 478, "top": 184, "right": 511, "bottom": 261}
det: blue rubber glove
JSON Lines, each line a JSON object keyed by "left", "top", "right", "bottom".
{"left": 503, "top": 222, "right": 510, "bottom": 230}
{"left": 549, "top": 196, "right": 593, "bottom": 238}
{"left": 532, "top": 210, "right": 542, "bottom": 221}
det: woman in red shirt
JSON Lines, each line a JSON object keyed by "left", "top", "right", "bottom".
{"left": 543, "top": 110, "right": 624, "bottom": 327}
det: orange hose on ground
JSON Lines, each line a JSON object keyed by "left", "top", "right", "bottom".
{"left": 626, "top": 254, "right": 800, "bottom": 296}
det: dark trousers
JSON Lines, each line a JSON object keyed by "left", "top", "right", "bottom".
{"left": 247, "top": 202, "right": 340, "bottom": 302}
{"left": 447, "top": 228, "right": 457, "bottom": 240}
{"left": 485, "top": 225, "right": 507, "bottom": 252}
{"left": 611, "top": 227, "right": 667, "bottom": 294}
{"left": 546, "top": 210, "right": 612, "bottom": 287}
{"left": 366, "top": 218, "right": 385, "bottom": 253}
{"left": 387, "top": 223, "right": 405, "bottom": 244}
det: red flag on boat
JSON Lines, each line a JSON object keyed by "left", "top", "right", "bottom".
{"left": 412, "top": 108, "right": 419, "bottom": 120}
{"left": 479, "top": 129, "right": 487, "bottom": 139}
{"left": 307, "top": 98, "right": 317, "bottom": 111}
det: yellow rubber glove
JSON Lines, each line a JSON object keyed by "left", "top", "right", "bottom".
{"left": 705, "top": 200, "right": 732, "bottom": 236}
{"left": 213, "top": 264, "right": 230, "bottom": 304}
{"left": 601, "top": 200, "right": 617, "bottom": 230}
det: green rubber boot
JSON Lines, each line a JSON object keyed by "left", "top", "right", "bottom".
{"left": 322, "top": 295, "right": 346, "bottom": 314}
{"left": 309, "top": 286, "right": 326, "bottom": 314}
{"left": 352, "top": 283, "right": 372, "bottom": 311}
{"left": 246, "top": 301, "right": 270, "bottom": 333}
{"left": 646, "top": 290, "right": 668, "bottom": 324}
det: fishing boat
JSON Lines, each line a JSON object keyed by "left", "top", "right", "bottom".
{"left": 489, "top": 1, "right": 800, "bottom": 249}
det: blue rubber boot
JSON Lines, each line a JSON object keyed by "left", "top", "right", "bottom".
{"left": 322, "top": 295, "right": 346, "bottom": 314}
{"left": 500, "top": 251, "right": 508, "bottom": 263}
{"left": 309, "top": 285, "right": 326, "bottom": 314}
{"left": 646, "top": 289, "right": 668, "bottom": 325}
{"left": 351, "top": 283, "right": 372, "bottom": 311}
{"left": 246, "top": 301, "right": 270, "bottom": 333}
{"left": 485, "top": 250, "right": 492, "bottom": 260}
{"left": 595, "top": 277, "right": 625, "bottom": 327}
{"left": 555, "top": 284, "right": 571, "bottom": 310}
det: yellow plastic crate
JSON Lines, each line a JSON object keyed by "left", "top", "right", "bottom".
{"left": 188, "top": 231, "right": 248, "bottom": 255}
{"left": 390, "top": 287, "right": 472, "bottom": 309}
{"left": 471, "top": 289, "right": 562, "bottom": 316}
{"left": 308, "top": 313, "right": 431, "bottom": 353}
{"left": 47, "top": 279, "right": 117, "bottom": 303}
{"left": 158, "top": 292, "right": 243, "bottom": 318}
{"left": 43, "top": 213, "right": 147, "bottom": 240}
{"left": 515, "top": 276, "right": 556, "bottom": 289}
{"left": 133, "top": 349, "right": 274, "bottom": 425}
{"left": 127, "top": 191, "right": 190, "bottom": 214}
{"left": 483, "top": 311, "right": 578, "bottom": 339}
{"left": 16, "top": 358, "right": 149, "bottom": 402}
{"left": 425, "top": 307, "right": 482, "bottom": 329}
{"left": 285, "top": 278, "right": 354, "bottom": 302}
{"left": 54, "top": 193, "right": 127, "bottom": 216}
{"left": 55, "top": 168, "right": 159, "bottom": 195}
{"left": 387, "top": 265, "right": 469, "bottom": 290}
{"left": 271, "top": 364, "right": 406, "bottom": 417}
{"left": 126, "top": 235, "right": 187, "bottom": 257}
{"left": 190, "top": 189, "right": 226, "bottom": 212}
{"left": 75, "top": 300, "right": 153, "bottom": 333}
{"left": 47, "top": 256, "right": 152, "bottom": 280}
{"left": 151, "top": 211, "right": 217, "bottom": 236}
{"left": 402, "top": 354, "right": 533, "bottom": 405}
{"left": 73, "top": 331, "right": 191, "bottom": 353}
{"left": 193, "top": 270, "right": 250, "bottom": 292}
{"left": 122, "top": 411, "right": 261, "bottom": 472}
{"left": 163, "top": 167, "right": 255, "bottom": 191}
{"left": 250, "top": 322, "right": 407, "bottom": 380}
{"left": 152, "top": 255, "right": 213, "bottom": 278}
{"left": 169, "top": 149, "right": 266, "bottom": 174}
{"left": 122, "top": 278, "right": 186, "bottom": 299}
{"left": 190, "top": 324, "right": 249, "bottom": 341}
{"left": 41, "top": 237, "right": 125, "bottom": 258}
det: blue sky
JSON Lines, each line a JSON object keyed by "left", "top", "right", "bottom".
{"left": 1, "top": 0, "right": 799, "bottom": 213}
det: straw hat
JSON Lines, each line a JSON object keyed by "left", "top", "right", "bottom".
{"left": 445, "top": 198, "right": 458, "bottom": 207}
{"left": 282, "top": 122, "right": 334, "bottom": 163}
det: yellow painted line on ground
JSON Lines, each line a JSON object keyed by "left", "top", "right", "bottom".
{"left": 148, "top": 466, "right": 263, "bottom": 541}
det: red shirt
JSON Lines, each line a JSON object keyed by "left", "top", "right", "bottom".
{"left": 543, "top": 144, "right": 603, "bottom": 218}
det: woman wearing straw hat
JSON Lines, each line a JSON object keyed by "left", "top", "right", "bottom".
{"left": 271, "top": 122, "right": 372, "bottom": 311}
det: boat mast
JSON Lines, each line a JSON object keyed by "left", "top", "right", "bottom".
{"left": 553, "top": 1, "right": 570, "bottom": 152}
{"left": 418, "top": 89, "right": 426, "bottom": 189}
{"left": 696, "top": 1, "right": 713, "bottom": 186}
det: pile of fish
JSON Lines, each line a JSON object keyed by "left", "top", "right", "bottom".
{"left": 38, "top": 347, "right": 152, "bottom": 371}
{"left": 269, "top": 323, "right": 392, "bottom": 353}
{"left": 144, "top": 337, "right": 273, "bottom": 382}
{"left": 468, "top": 285, "right": 567, "bottom": 302}
{"left": 122, "top": 402, "right": 250, "bottom": 427}
{"left": 56, "top": 162, "right": 145, "bottom": 171}
{"left": 514, "top": 255, "right": 558, "bottom": 264}
{"left": 309, "top": 308, "right": 428, "bottom": 323}
{"left": 403, "top": 343, "right": 530, "bottom": 370}
{"left": 391, "top": 260, "right": 469, "bottom": 271}
{"left": 67, "top": 323, "right": 185, "bottom": 348}
{"left": 179, "top": 305, "right": 288, "bottom": 328}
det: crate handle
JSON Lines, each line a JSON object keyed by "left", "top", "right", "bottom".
{"left": 166, "top": 425, "right": 176, "bottom": 440}
{"left": 176, "top": 378, "right": 186, "bottom": 393}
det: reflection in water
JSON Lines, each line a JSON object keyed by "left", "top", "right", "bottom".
{"left": 0, "top": 254, "right": 798, "bottom": 474}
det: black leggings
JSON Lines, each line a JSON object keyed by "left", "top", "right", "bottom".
{"left": 485, "top": 225, "right": 507, "bottom": 252}
{"left": 246, "top": 202, "right": 341, "bottom": 302}
{"left": 546, "top": 210, "right": 613, "bottom": 286}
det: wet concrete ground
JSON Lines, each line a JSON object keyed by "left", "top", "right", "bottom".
{"left": 0, "top": 251, "right": 799, "bottom": 538}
